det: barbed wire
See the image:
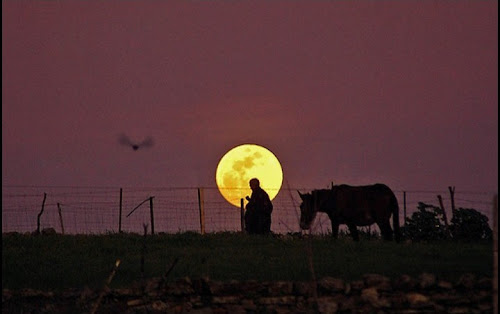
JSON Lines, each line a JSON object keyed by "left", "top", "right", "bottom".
{"left": 2, "top": 185, "right": 496, "bottom": 234}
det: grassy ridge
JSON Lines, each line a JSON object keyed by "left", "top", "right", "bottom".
{"left": 2, "top": 232, "right": 493, "bottom": 291}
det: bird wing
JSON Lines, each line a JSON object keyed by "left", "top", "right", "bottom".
{"left": 118, "top": 134, "right": 135, "bottom": 146}
{"left": 139, "top": 136, "right": 154, "bottom": 148}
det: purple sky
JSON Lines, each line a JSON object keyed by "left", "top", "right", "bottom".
{"left": 2, "top": 1, "right": 498, "bottom": 194}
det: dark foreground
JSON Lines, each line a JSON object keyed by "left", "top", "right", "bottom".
{"left": 2, "top": 273, "right": 494, "bottom": 313}
{"left": 3, "top": 231, "right": 495, "bottom": 313}
{"left": 2, "top": 232, "right": 493, "bottom": 291}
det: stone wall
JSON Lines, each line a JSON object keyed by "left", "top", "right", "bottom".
{"left": 2, "top": 273, "right": 494, "bottom": 313}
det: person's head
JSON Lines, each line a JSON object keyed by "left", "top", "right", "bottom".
{"left": 249, "top": 178, "right": 260, "bottom": 191}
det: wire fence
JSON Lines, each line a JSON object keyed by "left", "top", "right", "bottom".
{"left": 2, "top": 185, "right": 496, "bottom": 235}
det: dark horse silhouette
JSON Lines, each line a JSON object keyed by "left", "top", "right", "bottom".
{"left": 298, "top": 183, "right": 401, "bottom": 241}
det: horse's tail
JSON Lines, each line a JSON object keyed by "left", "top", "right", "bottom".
{"left": 391, "top": 194, "right": 401, "bottom": 242}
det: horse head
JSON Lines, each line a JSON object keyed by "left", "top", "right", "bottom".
{"left": 298, "top": 191, "right": 317, "bottom": 230}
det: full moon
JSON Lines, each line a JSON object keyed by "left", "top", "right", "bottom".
{"left": 215, "top": 144, "right": 283, "bottom": 207}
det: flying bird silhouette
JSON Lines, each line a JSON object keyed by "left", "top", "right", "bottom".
{"left": 118, "top": 134, "right": 154, "bottom": 151}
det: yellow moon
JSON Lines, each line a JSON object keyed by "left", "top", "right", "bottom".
{"left": 216, "top": 144, "right": 283, "bottom": 207}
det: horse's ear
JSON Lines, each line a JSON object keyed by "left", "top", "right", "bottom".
{"left": 297, "top": 190, "right": 304, "bottom": 199}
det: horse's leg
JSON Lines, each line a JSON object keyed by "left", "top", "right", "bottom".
{"left": 347, "top": 223, "right": 359, "bottom": 241}
{"left": 377, "top": 220, "right": 393, "bottom": 241}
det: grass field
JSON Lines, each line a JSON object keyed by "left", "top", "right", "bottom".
{"left": 2, "top": 232, "right": 493, "bottom": 291}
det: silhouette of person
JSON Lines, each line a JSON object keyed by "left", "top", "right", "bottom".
{"left": 244, "top": 178, "right": 273, "bottom": 234}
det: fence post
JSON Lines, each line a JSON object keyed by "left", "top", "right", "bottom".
{"left": 241, "top": 198, "right": 245, "bottom": 232}
{"left": 118, "top": 188, "right": 123, "bottom": 233}
{"left": 57, "top": 203, "right": 65, "bottom": 235}
{"left": 198, "top": 188, "right": 205, "bottom": 235}
{"left": 403, "top": 191, "right": 407, "bottom": 223}
{"left": 448, "top": 186, "right": 456, "bottom": 219}
{"left": 36, "top": 193, "right": 47, "bottom": 235}
{"left": 493, "top": 194, "right": 498, "bottom": 314}
{"left": 437, "top": 195, "right": 452, "bottom": 238}
{"left": 149, "top": 197, "right": 155, "bottom": 235}
{"left": 141, "top": 224, "right": 148, "bottom": 280}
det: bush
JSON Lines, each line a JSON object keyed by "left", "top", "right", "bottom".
{"left": 403, "top": 202, "right": 449, "bottom": 241}
{"left": 403, "top": 202, "right": 493, "bottom": 242}
{"left": 450, "top": 208, "right": 493, "bottom": 241}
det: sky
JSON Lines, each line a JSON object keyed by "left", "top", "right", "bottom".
{"left": 2, "top": 1, "right": 498, "bottom": 195}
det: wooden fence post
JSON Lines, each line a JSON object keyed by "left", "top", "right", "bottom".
{"left": 448, "top": 186, "right": 456, "bottom": 219}
{"left": 57, "top": 203, "right": 65, "bottom": 235}
{"left": 141, "top": 224, "right": 148, "bottom": 280}
{"left": 437, "top": 195, "right": 451, "bottom": 238}
{"left": 118, "top": 188, "right": 123, "bottom": 233}
{"left": 36, "top": 193, "right": 47, "bottom": 234}
{"left": 198, "top": 188, "right": 205, "bottom": 235}
{"left": 493, "top": 194, "right": 498, "bottom": 314}
{"left": 149, "top": 197, "right": 155, "bottom": 235}
{"left": 241, "top": 198, "right": 245, "bottom": 232}
{"left": 403, "top": 191, "right": 407, "bottom": 223}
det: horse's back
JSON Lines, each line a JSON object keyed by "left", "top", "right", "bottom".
{"left": 327, "top": 184, "right": 397, "bottom": 223}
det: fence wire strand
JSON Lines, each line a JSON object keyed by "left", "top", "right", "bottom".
{"left": 2, "top": 185, "right": 496, "bottom": 235}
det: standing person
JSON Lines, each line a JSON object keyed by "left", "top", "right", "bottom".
{"left": 245, "top": 178, "right": 273, "bottom": 234}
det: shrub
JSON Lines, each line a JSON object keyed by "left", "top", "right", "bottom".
{"left": 450, "top": 208, "right": 492, "bottom": 241}
{"left": 403, "top": 202, "right": 493, "bottom": 242}
{"left": 403, "top": 202, "right": 449, "bottom": 241}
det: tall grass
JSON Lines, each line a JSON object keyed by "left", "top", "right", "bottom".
{"left": 2, "top": 232, "right": 493, "bottom": 291}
